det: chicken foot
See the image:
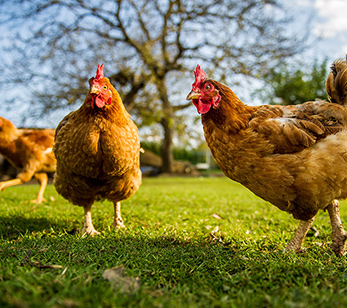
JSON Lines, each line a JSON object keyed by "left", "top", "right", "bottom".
{"left": 82, "top": 204, "right": 100, "bottom": 236}
{"left": 112, "top": 201, "right": 126, "bottom": 229}
{"left": 285, "top": 218, "right": 314, "bottom": 253}
{"left": 327, "top": 200, "right": 347, "bottom": 257}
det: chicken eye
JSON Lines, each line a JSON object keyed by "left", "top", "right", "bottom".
{"left": 103, "top": 85, "right": 108, "bottom": 90}
{"left": 205, "top": 84, "right": 212, "bottom": 91}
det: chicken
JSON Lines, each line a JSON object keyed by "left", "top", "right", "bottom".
{"left": 186, "top": 64, "right": 347, "bottom": 256}
{"left": 53, "top": 64, "right": 142, "bottom": 235}
{"left": 326, "top": 56, "right": 347, "bottom": 107}
{"left": 0, "top": 117, "right": 56, "bottom": 203}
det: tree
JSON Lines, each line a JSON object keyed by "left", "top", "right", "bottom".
{"left": 0, "top": 0, "right": 310, "bottom": 172}
{"left": 255, "top": 58, "right": 329, "bottom": 105}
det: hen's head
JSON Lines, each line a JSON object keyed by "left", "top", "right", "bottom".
{"left": 86, "top": 64, "right": 113, "bottom": 109}
{"left": 186, "top": 65, "right": 221, "bottom": 114}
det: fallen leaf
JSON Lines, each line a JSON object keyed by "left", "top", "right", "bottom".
{"left": 212, "top": 213, "right": 223, "bottom": 220}
{"left": 103, "top": 266, "right": 140, "bottom": 293}
{"left": 211, "top": 226, "right": 219, "bottom": 235}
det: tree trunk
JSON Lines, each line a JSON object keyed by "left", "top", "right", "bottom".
{"left": 160, "top": 117, "right": 174, "bottom": 173}
{"left": 155, "top": 77, "right": 174, "bottom": 174}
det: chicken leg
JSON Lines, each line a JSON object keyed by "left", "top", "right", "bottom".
{"left": 112, "top": 201, "right": 126, "bottom": 229}
{"left": 31, "top": 173, "right": 48, "bottom": 204}
{"left": 285, "top": 218, "right": 314, "bottom": 253}
{"left": 0, "top": 178, "right": 23, "bottom": 191}
{"left": 82, "top": 204, "right": 100, "bottom": 235}
{"left": 327, "top": 200, "right": 347, "bottom": 257}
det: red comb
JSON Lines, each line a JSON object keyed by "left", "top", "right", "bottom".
{"left": 192, "top": 65, "right": 207, "bottom": 91}
{"left": 95, "top": 63, "right": 105, "bottom": 80}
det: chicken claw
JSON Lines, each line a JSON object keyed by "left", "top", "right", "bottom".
{"left": 82, "top": 227, "right": 100, "bottom": 236}
{"left": 30, "top": 197, "right": 46, "bottom": 204}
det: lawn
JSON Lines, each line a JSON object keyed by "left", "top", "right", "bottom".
{"left": 1, "top": 177, "right": 347, "bottom": 307}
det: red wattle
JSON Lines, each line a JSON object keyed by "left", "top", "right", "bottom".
{"left": 193, "top": 98, "right": 212, "bottom": 114}
{"left": 95, "top": 96, "right": 105, "bottom": 108}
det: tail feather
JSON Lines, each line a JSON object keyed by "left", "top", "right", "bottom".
{"left": 326, "top": 57, "right": 347, "bottom": 107}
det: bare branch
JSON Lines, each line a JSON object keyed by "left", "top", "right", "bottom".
{"left": 0, "top": 0, "right": 312, "bottom": 172}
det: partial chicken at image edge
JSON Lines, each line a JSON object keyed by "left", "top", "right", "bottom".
{"left": 0, "top": 117, "right": 56, "bottom": 203}
{"left": 187, "top": 59, "right": 347, "bottom": 256}
{"left": 53, "top": 64, "right": 142, "bottom": 235}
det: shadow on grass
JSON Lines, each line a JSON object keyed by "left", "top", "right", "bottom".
{"left": 0, "top": 215, "right": 73, "bottom": 240}
{"left": 0, "top": 231, "right": 341, "bottom": 308}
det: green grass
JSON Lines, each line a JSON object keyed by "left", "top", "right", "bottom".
{"left": 1, "top": 177, "right": 347, "bottom": 307}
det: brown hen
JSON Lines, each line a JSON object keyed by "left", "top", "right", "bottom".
{"left": 187, "top": 63, "right": 347, "bottom": 256}
{"left": 53, "top": 64, "right": 141, "bottom": 235}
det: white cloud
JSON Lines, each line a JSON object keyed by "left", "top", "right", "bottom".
{"left": 296, "top": 0, "right": 314, "bottom": 7}
{"left": 313, "top": 0, "right": 347, "bottom": 37}
{"left": 292, "top": 0, "right": 347, "bottom": 60}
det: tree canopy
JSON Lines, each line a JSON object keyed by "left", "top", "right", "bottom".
{"left": 0, "top": 0, "right": 311, "bottom": 172}
{"left": 255, "top": 59, "right": 329, "bottom": 106}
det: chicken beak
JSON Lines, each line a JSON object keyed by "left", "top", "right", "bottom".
{"left": 186, "top": 90, "right": 200, "bottom": 100}
{"left": 90, "top": 84, "right": 99, "bottom": 94}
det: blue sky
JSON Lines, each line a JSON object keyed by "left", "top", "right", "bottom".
{"left": 299, "top": 0, "right": 347, "bottom": 59}
{"left": 1, "top": 0, "right": 347, "bottom": 130}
